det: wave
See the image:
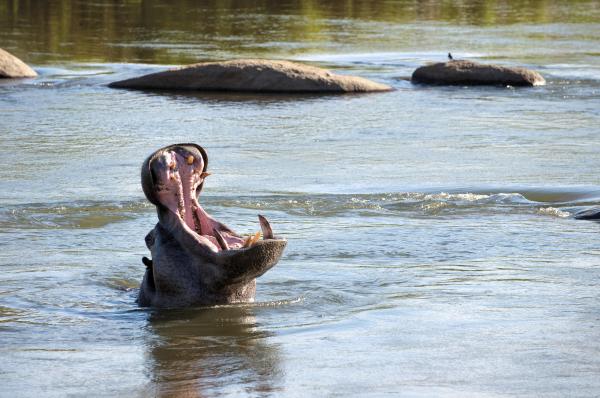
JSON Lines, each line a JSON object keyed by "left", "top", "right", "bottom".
{"left": 0, "top": 200, "right": 153, "bottom": 229}
{"left": 2, "top": 187, "right": 599, "bottom": 230}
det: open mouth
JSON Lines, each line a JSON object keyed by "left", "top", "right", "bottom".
{"left": 144, "top": 144, "right": 274, "bottom": 252}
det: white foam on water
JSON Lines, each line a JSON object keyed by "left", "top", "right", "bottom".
{"left": 423, "top": 192, "right": 490, "bottom": 202}
{"left": 537, "top": 207, "right": 571, "bottom": 218}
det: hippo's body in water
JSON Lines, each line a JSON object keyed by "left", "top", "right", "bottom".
{"left": 138, "top": 144, "right": 286, "bottom": 308}
{"left": 574, "top": 207, "right": 600, "bottom": 220}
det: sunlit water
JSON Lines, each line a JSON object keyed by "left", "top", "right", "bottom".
{"left": 1, "top": 1, "right": 600, "bottom": 397}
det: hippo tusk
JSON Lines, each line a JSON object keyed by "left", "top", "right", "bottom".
{"left": 258, "top": 214, "right": 274, "bottom": 239}
{"left": 213, "top": 228, "right": 230, "bottom": 251}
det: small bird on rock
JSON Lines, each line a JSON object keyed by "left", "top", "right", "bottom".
{"left": 448, "top": 52, "right": 453, "bottom": 60}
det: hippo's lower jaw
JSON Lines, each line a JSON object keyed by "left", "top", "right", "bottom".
{"left": 138, "top": 144, "right": 286, "bottom": 308}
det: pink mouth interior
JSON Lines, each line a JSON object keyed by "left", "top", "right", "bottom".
{"left": 152, "top": 149, "right": 246, "bottom": 252}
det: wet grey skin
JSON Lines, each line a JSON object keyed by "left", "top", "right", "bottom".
{"left": 138, "top": 143, "right": 286, "bottom": 308}
{"left": 574, "top": 207, "right": 600, "bottom": 220}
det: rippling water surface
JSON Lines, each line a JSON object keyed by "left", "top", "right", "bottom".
{"left": 1, "top": 1, "right": 600, "bottom": 397}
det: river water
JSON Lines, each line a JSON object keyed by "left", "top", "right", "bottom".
{"left": 1, "top": 1, "right": 600, "bottom": 397}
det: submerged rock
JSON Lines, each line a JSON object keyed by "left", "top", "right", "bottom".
{"left": 0, "top": 48, "right": 37, "bottom": 78}
{"left": 574, "top": 207, "right": 600, "bottom": 220}
{"left": 411, "top": 60, "right": 545, "bottom": 86}
{"left": 109, "top": 59, "right": 391, "bottom": 93}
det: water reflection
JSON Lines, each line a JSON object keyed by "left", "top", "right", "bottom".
{"left": 1, "top": 0, "right": 598, "bottom": 64}
{"left": 144, "top": 306, "right": 282, "bottom": 397}
{"left": 138, "top": 89, "right": 341, "bottom": 104}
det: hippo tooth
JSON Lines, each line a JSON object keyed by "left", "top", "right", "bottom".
{"left": 242, "top": 231, "right": 261, "bottom": 248}
{"left": 187, "top": 155, "right": 194, "bottom": 165}
{"left": 213, "top": 228, "right": 230, "bottom": 251}
{"left": 169, "top": 161, "right": 176, "bottom": 169}
{"left": 251, "top": 231, "right": 261, "bottom": 245}
{"left": 258, "top": 215, "right": 274, "bottom": 239}
{"left": 200, "top": 171, "right": 211, "bottom": 179}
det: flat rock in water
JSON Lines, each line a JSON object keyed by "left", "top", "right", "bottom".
{"left": 109, "top": 59, "right": 391, "bottom": 93}
{"left": 0, "top": 48, "right": 37, "bottom": 78}
{"left": 411, "top": 60, "right": 545, "bottom": 86}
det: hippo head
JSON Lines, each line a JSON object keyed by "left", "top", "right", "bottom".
{"left": 138, "top": 143, "right": 286, "bottom": 308}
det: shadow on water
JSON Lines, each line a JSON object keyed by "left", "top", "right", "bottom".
{"left": 135, "top": 88, "right": 349, "bottom": 105}
{"left": 143, "top": 305, "right": 282, "bottom": 397}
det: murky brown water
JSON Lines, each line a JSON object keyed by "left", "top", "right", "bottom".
{"left": 1, "top": 1, "right": 600, "bottom": 397}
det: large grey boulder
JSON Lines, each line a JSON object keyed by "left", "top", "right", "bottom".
{"left": 412, "top": 60, "right": 545, "bottom": 86}
{"left": 109, "top": 59, "right": 391, "bottom": 93}
{"left": 0, "top": 48, "right": 37, "bottom": 78}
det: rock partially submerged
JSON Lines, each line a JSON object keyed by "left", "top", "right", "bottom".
{"left": 109, "top": 59, "right": 391, "bottom": 93}
{"left": 0, "top": 48, "right": 37, "bottom": 78}
{"left": 412, "top": 60, "right": 545, "bottom": 86}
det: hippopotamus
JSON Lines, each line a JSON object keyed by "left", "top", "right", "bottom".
{"left": 574, "top": 207, "right": 600, "bottom": 220}
{"left": 138, "top": 143, "right": 286, "bottom": 307}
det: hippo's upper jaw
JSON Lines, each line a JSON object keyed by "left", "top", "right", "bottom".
{"left": 138, "top": 143, "right": 286, "bottom": 308}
